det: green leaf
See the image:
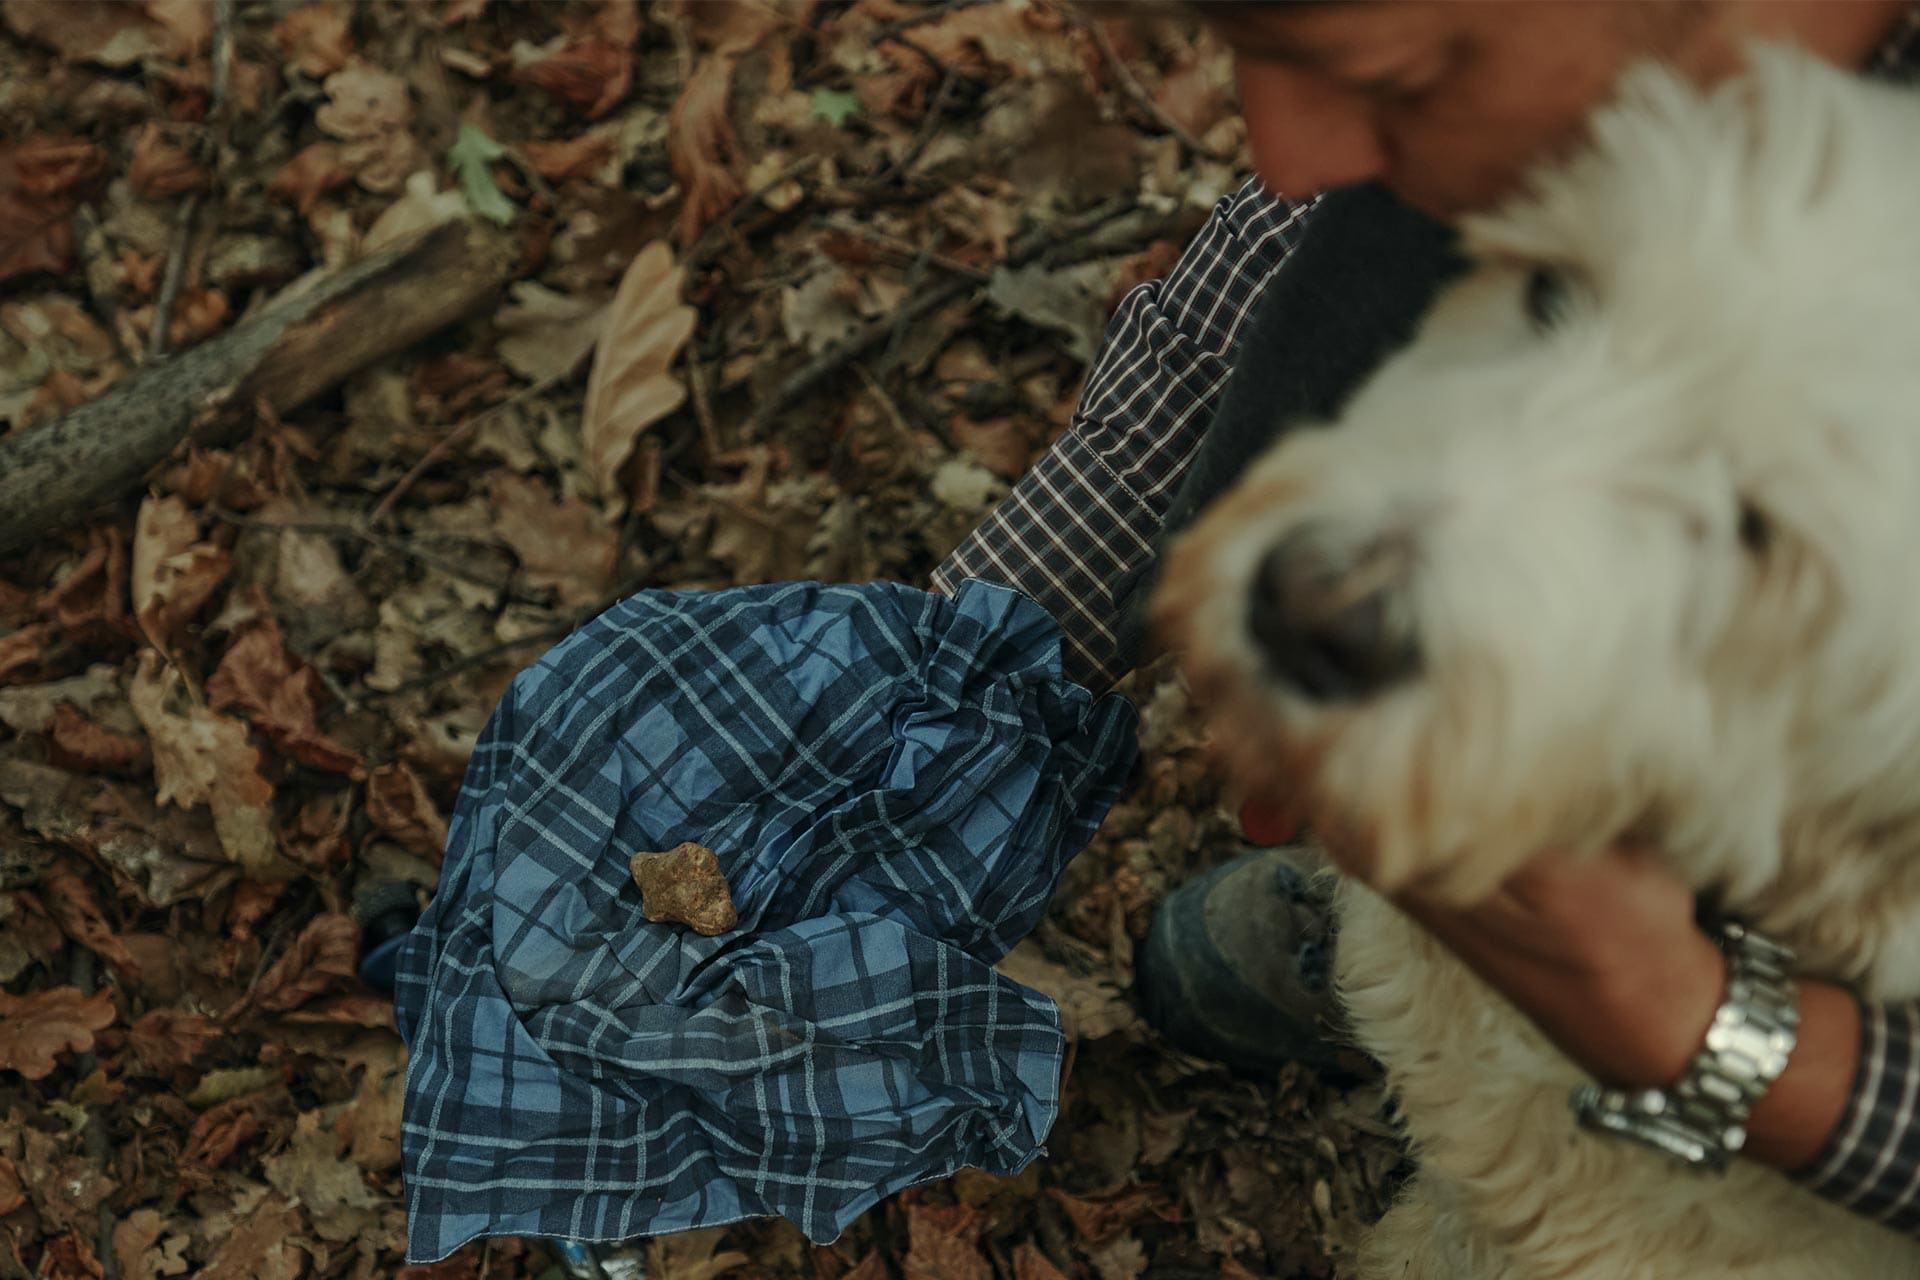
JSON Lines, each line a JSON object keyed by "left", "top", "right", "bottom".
{"left": 447, "top": 124, "right": 517, "bottom": 227}
{"left": 810, "top": 87, "right": 861, "bottom": 128}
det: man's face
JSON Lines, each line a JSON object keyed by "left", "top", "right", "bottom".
{"left": 1210, "top": 1, "right": 1887, "bottom": 218}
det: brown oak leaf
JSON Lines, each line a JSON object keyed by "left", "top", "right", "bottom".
{"left": 518, "top": 134, "right": 615, "bottom": 183}
{"left": 127, "top": 124, "right": 208, "bottom": 200}
{"left": 46, "top": 701, "right": 149, "bottom": 774}
{"left": 273, "top": 3, "right": 352, "bottom": 78}
{"left": 267, "top": 141, "right": 355, "bottom": 216}
{"left": 36, "top": 1231, "right": 104, "bottom": 1280}
{"left": 113, "top": 1208, "right": 190, "bottom": 1280}
{"left": 207, "top": 608, "right": 362, "bottom": 775}
{"left": 180, "top": 1092, "right": 269, "bottom": 1175}
{"left": 486, "top": 471, "right": 617, "bottom": 607}
{"left": 130, "top": 494, "right": 229, "bottom": 649}
{"left": 224, "top": 912, "right": 358, "bottom": 1021}
{"left": 40, "top": 864, "right": 140, "bottom": 977}
{"left": 513, "top": 37, "right": 631, "bottom": 120}
{"left": 581, "top": 240, "right": 696, "bottom": 506}
{"left": 365, "top": 762, "right": 449, "bottom": 859}
{"left": 0, "top": 1154, "right": 23, "bottom": 1214}
{"left": 0, "top": 136, "right": 108, "bottom": 285}
{"left": 667, "top": 53, "right": 743, "bottom": 248}
{"left": 902, "top": 1204, "right": 990, "bottom": 1280}
{"left": 197, "top": 1191, "right": 306, "bottom": 1280}
{"left": 1011, "top": 1246, "right": 1069, "bottom": 1280}
{"left": 129, "top": 651, "right": 296, "bottom": 881}
{"left": 0, "top": 986, "right": 115, "bottom": 1080}
{"left": 123, "top": 1008, "right": 219, "bottom": 1075}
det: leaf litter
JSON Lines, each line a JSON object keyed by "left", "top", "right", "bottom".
{"left": 0, "top": 3, "right": 1400, "bottom": 1278}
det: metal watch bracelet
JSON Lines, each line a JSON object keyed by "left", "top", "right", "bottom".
{"left": 1571, "top": 918, "right": 1801, "bottom": 1174}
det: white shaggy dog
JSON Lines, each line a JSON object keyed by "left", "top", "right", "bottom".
{"left": 1153, "top": 47, "right": 1920, "bottom": 1280}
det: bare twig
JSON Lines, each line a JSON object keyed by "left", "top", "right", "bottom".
{"left": 146, "top": 0, "right": 236, "bottom": 361}
{"left": 367, "top": 367, "right": 571, "bottom": 526}
{"left": 146, "top": 193, "right": 202, "bottom": 360}
{"left": 818, "top": 218, "right": 989, "bottom": 283}
{"left": 68, "top": 948, "right": 116, "bottom": 1280}
{"left": 1083, "top": 15, "right": 1222, "bottom": 160}
{"left": 685, "top": 155, "right": 823, "bottom": 270}
{"left": 862, "top": 63, "right": 962, "bottom": 189}
{"left": 685, "top": 355, "right": 723, "bottom": 461}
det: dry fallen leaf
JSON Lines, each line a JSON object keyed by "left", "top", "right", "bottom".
{"left": 0, "top": 136, "right": 108, "bottom": 285}
{"left": 224, "top": 912, "right": 359, "bottom": 1021}
{"left": 2, "top": 0, "right": 205, "bottom": 67}
{"left": 113, "top": 1208, "right": 191, "bottom": 1280}
{"left": 127, "top": 124, "right": 208, "bottom": 200}
{"left": 519, "top": 133, "right": 617, "bottom": 183}
{"left": 262, "top": 1107, "right": 386, "bottom": 1243}
{"left": 128, "top": 650, "right": 295, "bottom": 881}
{"left": 363, "top": 169, "right": 469, "bottom": 254}
{"left": 903, "top": 1203, "right": 991, "bottom": 1280}
{"left": 273, "top": 3, "right": 353, "bottom": 78}
{"left": 207, "top": 606, "right": 362, "bottom": 775}
{"left": 196, "top": 1191, "right": 307, "bottom": 1280}
{"left": 646, "top": 1227, "right": 749, "bottom": 1280}
{"left": 512, "top": 34, "right": 631, "bottom": 120}
{"left": 40, "top": 864, "right": 140, "bottom": 978}
{"left": 996, "top": 940, "right": 1140, "bottom": 1041}
{"left": 668, "top": 52, "right": 744, "bottom": 248}
{"left": 0, "top": 986, "right": 115, "bottom": 1080}
{"left": 131, "top": 494, "right": 230, "bottom": 650}
{"left": 365, "top": 762, "right": 449, "bottom": 859}
{"left": 580, "top": 241, "right": 696, "bottom": 506}
{"left": 316, "top": 58, "right": 423, "bottom": 193}
{"left": 487, "top": 471, "right": 617, "bottom": 606}
{"left": 123, "top": 1007, "right": 220, "bottom": 1076}
{"left": 267, "top": 141, "right": 356, "bottom": 216}
{"left": 495, "top": 280, "right": 606, "bottom": 383}
{"left": 46, "top": 701, "right": 148, "bottom": 773}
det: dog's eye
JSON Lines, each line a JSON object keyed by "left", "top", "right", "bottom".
{"left": 1524, "top": 267, "right": 1571, "bottom": 332}
{"left": 1737, "top": 501, "right": 1772, "bottom": 556}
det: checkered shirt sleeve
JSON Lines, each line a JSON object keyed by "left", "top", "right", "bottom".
{"left": 930, "top": 180, "right": 1320, "bottom": 690}
{"left": 1775, "top": 5, "right": 1920, "bottom": 1232}
{"left": 1796, "top": 1001, "right": 1920, "bottom": 1234}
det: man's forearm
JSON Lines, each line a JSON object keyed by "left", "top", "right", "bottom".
{"left": 1747, "top": 979, "right": 1862, "bottom": 1172}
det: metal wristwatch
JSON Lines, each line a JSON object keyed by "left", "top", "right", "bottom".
{"left": 1570, "top": 918, "right": 1801, "bottom": 1174}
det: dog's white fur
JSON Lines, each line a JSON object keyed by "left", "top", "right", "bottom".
{"left": 1153, "top": 48, "right": 1920, "bottom": 1280}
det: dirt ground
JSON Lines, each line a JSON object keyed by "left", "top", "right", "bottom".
{"left": 0, "top": 2, "right": 1404, "bottom": 1277}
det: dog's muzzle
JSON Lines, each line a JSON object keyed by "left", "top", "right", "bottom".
{"left": 1248, "top": 525, "right": 1420, "bottom": 701}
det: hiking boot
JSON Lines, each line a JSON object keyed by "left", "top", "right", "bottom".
{"left": 1135, "top": 842, "right": 1356, "bottom": 1076}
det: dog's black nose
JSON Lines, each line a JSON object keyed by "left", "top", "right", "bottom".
{"left": 1248, "top": 528, "right": 1418, "bottom": 701}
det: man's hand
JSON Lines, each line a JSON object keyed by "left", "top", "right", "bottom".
{"left": 1259, "top": 806, "right": 1864, "bottom": 1173}
{"left": 1396, "top": 850, "right": 1727, "bottom": 1090}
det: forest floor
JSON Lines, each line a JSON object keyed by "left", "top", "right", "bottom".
{"left": 0, "top": 2, "right": 1403, "bottom": 1277}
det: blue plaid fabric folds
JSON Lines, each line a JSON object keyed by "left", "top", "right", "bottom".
{"left": 393, "top": 579, "right": 1138, "bottom": 1262}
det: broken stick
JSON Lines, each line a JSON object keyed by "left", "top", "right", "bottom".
{"left": 0, "top": 220, "right": 518, "bottom": 558}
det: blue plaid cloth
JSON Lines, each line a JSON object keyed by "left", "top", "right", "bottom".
{"left": 393, "top": 579, "right": 1138, "bottom": 1263}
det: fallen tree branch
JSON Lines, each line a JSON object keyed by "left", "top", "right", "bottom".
{"left": 0, "top": 220, "right": 518, "bottom": 558}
